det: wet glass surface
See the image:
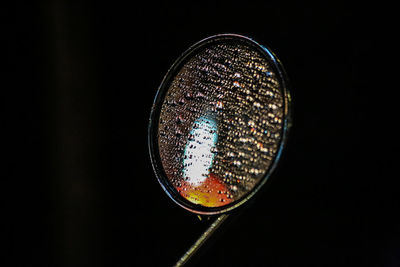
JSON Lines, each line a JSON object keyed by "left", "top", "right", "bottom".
{"left": 158, "top": 41, "right": 285, "bottom": 208}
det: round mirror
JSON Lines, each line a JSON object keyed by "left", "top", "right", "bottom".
{"left": 149, "top": 34, "right": 291, "bottom": 215}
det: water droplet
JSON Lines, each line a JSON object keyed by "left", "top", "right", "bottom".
{"left": 195, "top": 92, "right": 205, "bottom": 99}
{"left": 176, "top": 115, "right": 184, "bottom": 124}
{"left": 175, "top": 129, "right": 183, "bottom": 137}
{"left": 216, "top": 101, "right": 224, "bottom": 110}
{"left": 185, "top": 92, "right": 194, "bottom": 100}
{"left": 233, "top": 81, "right": 241, "bottom": 88}
{"left": 247, "top": 120, "right": 255, "bottom": 127}
{"left": 253, "top": 102, "right": 262, "bottom": 108}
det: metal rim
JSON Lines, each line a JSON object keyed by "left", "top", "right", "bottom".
{"left": 148, "top": 33, "right": 292, "bottom": 215}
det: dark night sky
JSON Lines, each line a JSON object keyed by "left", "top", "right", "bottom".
{"left": 3, "top": 1, "right": 398, "bottom": 266}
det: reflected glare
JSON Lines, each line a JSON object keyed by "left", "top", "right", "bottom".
{"left": 183, "top": 115, "right": 218, "bottom": 187}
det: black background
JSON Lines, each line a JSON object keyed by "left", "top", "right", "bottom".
{"left": 3, "top": 1, "right": 398, "bottom": 266}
